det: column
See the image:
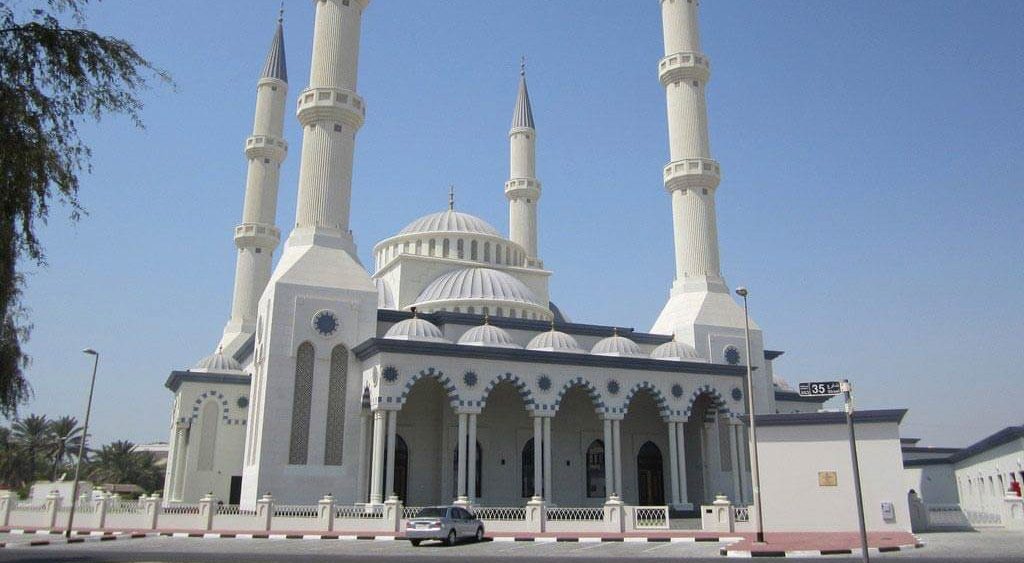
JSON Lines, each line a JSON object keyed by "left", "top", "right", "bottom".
{"left": 171, "top": 425, "right": 189, "bottom": 501}
{"left": 357, "top": 411, "right": 371, "bottom": 503}
{"left": 369, "top": 410, "right": 386, "bottom": 504}
{"left": 603, "top": 418, "right": 614, "bottom": 498}
{"left": 467, "top": 414, "right": 477, "bottom": 503}
{"left": 542, "top": 417, "right": 552, "bottom": 502}
{"left": 456, "top": 413, "right": 468, "bottom": 499}
{"left": 612, "top": 419, "right": 623, "bottom": 498}
{"left": 677, "top": 422, "right": 690, "bottom": 507}
{"left": 668, "top": 422, "right": 681, "bottom": 506}
{"left": 730, "top": 420, "right": 742, "bottom": 504}
{"left": 533, "top": 416, "right": 543, "bottom": 498}
{"left": 385, "top": 410, "right": 397, "bottom": 499}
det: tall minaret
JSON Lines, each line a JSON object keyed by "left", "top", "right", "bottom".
{"left": 505, "top": 61, "right": 542, "bottom": 269}
{"left": 219, "top": 14, "right": 289, "bottom": 356}
{"left": 651, "top": 1, "right": 771, "bottom": 413}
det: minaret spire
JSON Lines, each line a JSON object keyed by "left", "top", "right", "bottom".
{"left": 218, "top": 13, "right": 290, "bottom": 355}
{"left": 506, "top": 61, "right": 541, "bottom": 268}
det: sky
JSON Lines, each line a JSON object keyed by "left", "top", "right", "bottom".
{"left": 14, "top": 1, "right": 1023, "bottom": 449}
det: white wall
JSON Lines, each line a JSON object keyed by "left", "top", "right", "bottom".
{"left": 954, "top": 437, "right": 1024, "bottom": 518}
{"left": 903, "top": 464, "right": 959, "bottom": 504}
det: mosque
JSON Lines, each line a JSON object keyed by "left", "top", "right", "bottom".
{"left": 161, "top": 0, "right": 830, "bottom": 512}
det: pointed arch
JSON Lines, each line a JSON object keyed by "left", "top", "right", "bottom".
{"left": 622, "top": 381, "right": 671, "bottom": 419}
{"left": 552, "top": 376, "right": 605, "bottom": 415}
{"left": 396, "top": 367, "right": 461, "bottom": 409}
{"left": 479, "top": 372, "right": 535, "bottom": 411}
{"left": 683, "top": 384, "right": 730, "bottom": 420}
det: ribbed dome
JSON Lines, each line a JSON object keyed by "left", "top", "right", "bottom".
{"left": 591, "top": 333, "right": 644, "bottom": 357}
{"left": 527, "top": 330, "right": 585, "bottom": 354}
{"left": 415, "top": 268, "right": 543, "bottom": 307}
{"left": 651, "top": 340, "right": 701, "bottom": 361}
{"left": 193, "top": 349, "right": 243, "bottom": 373}
{"left": 458, "top": 323, "right": 521, "bottom": 349}
{"left": 398, "top": 210, "right": 501, "bottom": 237}
{"left": 383, "top": 317, "right": 450, "bottom": 343}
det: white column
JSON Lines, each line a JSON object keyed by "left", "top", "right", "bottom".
{"left": 729, "top": 420, "right": 742, "bottom": 504}
{"left": 385, "top": 410, "right": 397, "bottom": 499}
{"left": 612, "top": 419, "right": 623, "bottom": 498}
{"left": 542, "top": 417, "right": 552, "bottom": 502}
{"left": 603, "top": 418, "right": 614, "bottom": 498}
{"left": 668, "top": 422, "right": 681, "bottom": 506}
{"left": 677, "top": 422, "right": 690, "bottom": 507}
{"left": 456, "top": 413, "right": 468, "bottom": 499}
{"left": 357, "top": 411, "right": 371, "bottom": 503}
{"left": 533, "top": 416, "right": 543, "bottom": 498}
{"left": 369, "top": 410, "right": 386, "bottom": 504}
{"left": 170, "top": 425, "right": 189, "bottom": 501}
{"left": 467, "top": 414, "right": 477, "bottom": 503}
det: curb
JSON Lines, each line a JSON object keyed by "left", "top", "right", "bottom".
{"left": 720, "top": 542, "right": 926, "bottom": 558}
{"left": 3, "top": 531, "right": 154, "bottom": 549}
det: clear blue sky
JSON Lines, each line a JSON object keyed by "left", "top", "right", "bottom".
{"left": 16, "top": 1, "right": 1023, "bottom": 449}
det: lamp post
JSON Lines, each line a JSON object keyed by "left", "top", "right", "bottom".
{"left": 735, "top": 287, "right": 766, "bottom": 543}
{"left": 66, "top": 348, "right": 99, "bottom": 538}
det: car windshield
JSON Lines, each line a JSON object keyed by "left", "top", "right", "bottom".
{"left": 415, "top": 507, "right": 448, "bottom": 518}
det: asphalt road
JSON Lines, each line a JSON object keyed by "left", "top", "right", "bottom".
{"left": 0, "top": 529, "right": 1018, "bottom": 562}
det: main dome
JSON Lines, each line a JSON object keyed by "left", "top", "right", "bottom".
{"left": 398, "top": 210, "right": 502, "bottom": 237}
{"left": 414, "top": 267, "right": 544, "bottom": 308}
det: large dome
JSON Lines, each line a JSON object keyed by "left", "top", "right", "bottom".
{"left": 398, "top": 210, "right": 501, "bottom": 237}
{"left": 414, "top": 267, "right": 544, "bottom": 308}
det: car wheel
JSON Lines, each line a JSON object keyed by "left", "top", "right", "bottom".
{"left": 409, "top": 539, "right": 421, "bottom": 547}
{"left": 475, "top": 527, "right": 484, "bottom": 542}
{"left": 446, "top": 529, "right": 457, "bottom": 546}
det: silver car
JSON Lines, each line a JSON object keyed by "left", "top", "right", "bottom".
{"left": 404, "top": 506, "right": 484, "bottom": 546}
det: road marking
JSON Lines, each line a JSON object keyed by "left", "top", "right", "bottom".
{"left": 642, "top": 542, "right": 676, "bottom": 552}
{"left": 571, "top": 542, "right": 607, "bottom": 552}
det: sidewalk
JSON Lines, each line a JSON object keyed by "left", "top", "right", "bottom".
{"left": 721, "top": 531, "right": 923, "bottom": 557}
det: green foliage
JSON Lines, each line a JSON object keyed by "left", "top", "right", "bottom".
{"left": 86, "top": 439, "right": 164, "bottom": 494}
{"left": 0, "top": 0, "right": 169, "bottom": 416}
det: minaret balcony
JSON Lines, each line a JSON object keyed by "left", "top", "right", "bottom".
{"left": 234, "top": 223, "right": 281, "bottom": 249}
{"left": 296, "top": 87, "right": 365, "bottom": 129}
{"left": 245, "top": 135, "right": 288, "bottom": 162}
{"left": 658, "top": 52, "right": 711, "bottom": 86}
{"left": 504, "top": 178, "right": 542, "bottom": 200}
{"left": 663, "top": 158, "right": 721, "bottom": 191}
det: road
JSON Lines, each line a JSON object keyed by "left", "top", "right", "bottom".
{"left": 0, "top": 529, "right": 1019, "bottom": 562}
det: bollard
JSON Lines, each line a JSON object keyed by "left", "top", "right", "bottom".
{"left": 199, "top": 493, "right": 217, "bottom": 531}
{"left": 318, "top": 494, "right": 336, "bottom": 532}
{"left": 44, "top": 490, "right": 62, "bottom": 530}
{"left": 256, "top": 493, "right": 274, "bottom": 531}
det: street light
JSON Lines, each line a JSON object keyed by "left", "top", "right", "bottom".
{"left": 735, "top": 287, "right": 766, "bottom": 543}
{"left": 65, "top": 348, "right": 99, "bottom": 538}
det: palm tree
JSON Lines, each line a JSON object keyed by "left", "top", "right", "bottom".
{"left": 47, "top": 416, "right": 83, "bottom": 480}
{"left": 11, "top": 414, "right": 52, "bottom": 482}
{"left": 0, "top": 426, "right": 32, "bottom": 490}
{"left": 86, "top": 440, "right": 164, "bottom": 494}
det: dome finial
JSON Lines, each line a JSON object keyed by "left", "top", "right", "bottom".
{"left": 520, "top": 55, "right": 526, "bottom": 77}
{"left": 278, "top": 1, "right": 284, "bottom": 23}
{"left": 550, "top": 319, "right": 556, "bottom": 332}
{"left": 612, "top": 327, "right": 619, "bottom": 337}
{"left": 410, "top": 306, "right": 418, "bottom": 318}
{"left": 483, "top": 314, "right": 490, "bottom": 325}
{"left": 448, "top": 185, "right": 455, "bottom": 211}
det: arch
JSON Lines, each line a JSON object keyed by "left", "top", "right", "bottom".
{"left": 289, "top": 341, "right": 314, "bottom": 465}
{"left": 683, "top": 384, "right": 730, "bottom": 420}
{"left": 196, "top": 400, "right": 219, "bottom": 471}
{"left": 479, "top": 372, "right": 535, "bottom": 411}
{"left": 585, "top": 439, "right": 606, "bottom": 498}
{"left": 324, "top": 344, "right": 348, "bottom": 466}
{"left": 360, "top": 386, "right": 371, "bottom": 410}
{"left": 552, "top": 377, "right": 605, "bottom": 414}
{"left": 621, "top": 381, "right": 671, "bottom": 419}
{"left": 396, "top": 367, "right": 461, "bottom": 409}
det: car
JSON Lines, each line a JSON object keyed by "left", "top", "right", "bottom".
{"left": 404, "top": 505, "right": 485, "bottom": 546}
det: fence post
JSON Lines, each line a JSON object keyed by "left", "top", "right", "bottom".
{"left": 199, "top": 493, "right": 216, "bottom": 531}
{"left": 143, "top": 494, "right": 161, "bottom": 530}
{"left": 93, "top": 493, "right": 108, "bottom": 530}
{"left": 256, "top": 493, "right": 274, "bottom": 531}
{"left": 700, "top": 494, "right": 734, "bottom": 533}
{"left": 44, "top": 490, "right": 62, "bottom": 530}
{"left": 1003, "top": 494, "right": 1024, "bottom": 530}
{"left": 525, "top": 496, "right": 546, "bottom": 533}
{"left": 318, "top": 494, "right": 336, "bottom": 532}
{"left": 603, "top": 494, "right": 625, "bottom": 533}
{"left": 0, "top": 490, "right": 13, "bottom": 527}
{"left": 384, "top": 495, "right": 402, "bottom": 533}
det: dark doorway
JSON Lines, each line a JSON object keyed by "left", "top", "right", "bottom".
{"left": 637, "top": 441, "right": 665, "bottom": 505}
{"left": 382, "top": 434, "right": 410, "bottom": 501}
{"left": 452, "top": 441, "right": 483, "bottom": 498}
{"left": 228, "top": 476, "right": 242, "bottom": 505}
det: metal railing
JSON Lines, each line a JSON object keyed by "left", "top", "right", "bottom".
{"left": 401, "top": 506, "right": 424, "bottom": 519}
{"left": 335, "top": 505, "right": 383, "bottom": 520}
{"left": 215, "top": 504, "right": 255, "bottom": 516}
{"left": 162, "top": 504, "right": 201, "bottom": 515}
{"left": 474, "top": 506, "right": 527, "bottom": 521}
{"left": 273, "top": 505, "right": 318, "bottom": 518}
{"left": 733, "top": 505, "right": 750, "bottom": 523}
{"left": 546, "top": 507, "right": 604, "bottom": 522}
{"left": 633, "top": 506, "right": 670, "bottom": 529}
{"left": 108, "top": 500, "right": 145, "bottom": 515}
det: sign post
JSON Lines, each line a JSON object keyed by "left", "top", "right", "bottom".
{"left": 798, "top": 379, "right": 870, "bottom": 563}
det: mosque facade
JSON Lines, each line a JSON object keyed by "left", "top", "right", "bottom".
{"left": 162, "top": 0, "right": 828, "bottom": 512}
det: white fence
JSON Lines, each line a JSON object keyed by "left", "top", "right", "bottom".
{"left": 632, "top": 506, "right": 670, "bottom": 529}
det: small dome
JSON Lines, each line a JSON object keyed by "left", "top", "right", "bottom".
{"left": 651, "top": 340, "right": 701, "bottom": 361}
{"left": 192, "top": 349, "right": 243, "bottom": 373}
{"left": 527, "top": 329, "right": 585, "bottom": 354}
{"left": 414, "top": 267, "right": 545, "bottom": 308}
{"left": 591, "top": 332, "right": 644, "bottom": 357}
{"left": 458, "top": 323, "right": 521, "bottom": 349}
{"left": 383, "top": 317, "right": 450, "bottom": 343}
{"left": 398, "top": 210, "right": 501, "bottom": 237}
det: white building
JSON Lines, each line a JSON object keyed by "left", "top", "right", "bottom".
{"left": 162, "top": 1, "right": 835, "bottom": 512}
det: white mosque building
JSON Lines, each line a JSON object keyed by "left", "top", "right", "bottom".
{"left": 162, "top": 0, "right": 829, "bottom": 512}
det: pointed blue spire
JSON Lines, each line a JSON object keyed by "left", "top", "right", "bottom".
{"left": 511, "top": 58, "right": 534, "bottom": 130}
{"left": 261, "top": 10, "right": 288, "bottom": 83}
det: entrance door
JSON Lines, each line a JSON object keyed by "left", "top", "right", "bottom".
{"left": 229, "top": 476, "right": 242, "bottom": 505}
{"left": 637, "top": 441, "right": 665, "bottom": 505}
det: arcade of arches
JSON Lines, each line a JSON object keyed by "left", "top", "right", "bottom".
{"left": 359, "top": 378, "right": 750, "bottom": 508}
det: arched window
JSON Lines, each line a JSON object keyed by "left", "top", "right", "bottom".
{"left": 496, "top": 245, "right": 502, "bottom": 264}
{"left": 484, "top": 242, "right": 491, "bottom": 262}
{"left": 505, "top": 247, "right": 511, "bottom": 264}
{"left": 429, "top": 239, "right": 436, "bottom": 256}
{"left": 636, "top": 441, "right": 665, "bottom": 505}
{"left": 457, "top": 239, "right": 465, "bottom": 259}
{"left": 324, "top": 344, "right": 348, "bottom": 466}
{"left": 471, "top": 240, "right": 478, "bottom": 260}
{"left": 415, "top": 240, "right": 422, "bottom": 255}
{"left": 586, "top": 440, "right": 606, "bottom": 498}
{"left": 522, "top": 438, "right": 536, "bottom": 498}
{"left": 482, "top": 307, "right": 489, "bottom": 316}
{"left": 496, "top": 307, "right": 503, "bottom": 317}
{"left": 443, "top": 239, "right": 450, "bottom": 258}
{"left": 453, "top": 441, "right": 483, "bottom": 498}
{"left": 467, "top": 306, "right": 475, "bottom": 314}
{"left": 289, "top": 342, "right": 314, "bottom": 465}
{"left": 196, "top": 401, "right": 219, "bottom": 471}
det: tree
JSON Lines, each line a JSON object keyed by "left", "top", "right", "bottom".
{"left": 86, "top": 440, "right": 163, "bottom": 494}
{"left": 0, "top": 0, "right": 169, "bottom": 415}
{"left": 10, "top": 413, "right": 52, "bottom": 481}
{"left": 47, "top": 415, "right": 82, "bottom": 480}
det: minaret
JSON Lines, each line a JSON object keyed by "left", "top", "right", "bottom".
{"left": 219, "top": 14, "right": 289, "bottom": 356}
{"left": 505, "top": 60, "right": 542, "bottom": 269}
